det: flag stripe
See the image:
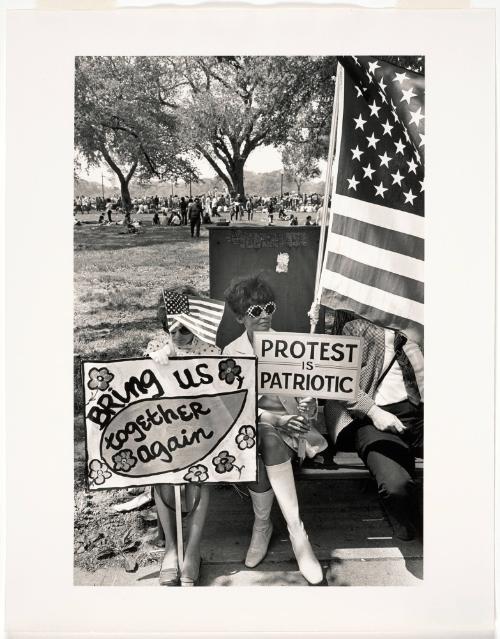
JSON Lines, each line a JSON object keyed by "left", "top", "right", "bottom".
{"left": 320, "top": 286, "right": 423, "bottom": 345}
{"left": 332, "top": 193, "right": 425, "bottom": 239}
{"left": 170, "top": 314, "right": 217, "bottom": 340}
{"left": 189, "top": 304, "right": 224, "bottom": 320}
{"left": 326, "top": 251, "right": 424, "bottom": 304}
{"left": 327, "top": 232, "right": 424, "bottom": 282}
{"left": 188, "top": 310, "right": 222, "bottom": 327}
{"left": 332, "top": 214, "right": 424, "bottom": 261}
{"left": 190, "top": 299, "right": 225, "bottom": 313}
{"left": 169, "top": 311, "right": 219, "bottom": 333}
{"left": 321, "top": 270, "right": 424, "bottom": 325}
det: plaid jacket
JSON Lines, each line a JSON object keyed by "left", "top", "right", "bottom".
{"left": 325, "top": 319, "right": 387, "bottom": 442}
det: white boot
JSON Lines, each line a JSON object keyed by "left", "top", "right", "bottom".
{"left": 245, "top": 488, "right": 274, "bottom": 568}
{"left": 266, "top": 460, "right": 323, "bottom": 585}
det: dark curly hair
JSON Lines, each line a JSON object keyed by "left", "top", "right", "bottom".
{"left": 224, "top": 274, "right": 276, "bottom": 319}
{"left": 157, "top": 284, "right": 199, "bottom": 332}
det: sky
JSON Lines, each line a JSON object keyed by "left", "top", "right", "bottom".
{"left": 81, "top": 145, "right": 327, "bottom": 185}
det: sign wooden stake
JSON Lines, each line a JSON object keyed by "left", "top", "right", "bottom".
{"left": 174, "top": 485, "right": 184, "bottom": 570}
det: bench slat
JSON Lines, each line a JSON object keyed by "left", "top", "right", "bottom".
{"left": 296, "top": 452, "right": 423, "bottom": 480}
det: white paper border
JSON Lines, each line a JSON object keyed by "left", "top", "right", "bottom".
{"left": 5, "top": 7, "right": 495, "bottom": 638}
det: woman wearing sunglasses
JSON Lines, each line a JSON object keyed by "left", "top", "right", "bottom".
{"left": 146, "top": 286, "right": 220, "bottom": 587}
{"left": 223, "top": 275, "right": 327, "bottom": 585}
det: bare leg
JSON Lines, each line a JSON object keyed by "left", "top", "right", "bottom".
{"left": 181, "top": 485, "right": 210, "bottom": 583}
{"left": 248, "top": 454, "right": 271, "bottom": 492}
{"left": 154, "top": 485, "right": 178, "bottom": 573}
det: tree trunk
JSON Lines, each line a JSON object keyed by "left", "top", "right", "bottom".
{"left": 100, "top": 147, "right": 137, "bottom": 212}
{"left": 118, "top": 177, "right": 132, "bottom": 211}
{"left": 230, "top": 158, "right": 245, "bottom": 199}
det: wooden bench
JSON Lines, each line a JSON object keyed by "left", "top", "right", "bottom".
{"left": 296, "top": 451, "right": 424, "bottom": 481}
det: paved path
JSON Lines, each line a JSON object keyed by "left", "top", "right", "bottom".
{"left": 75, "top": 481, "right": 423, "bottom": 587}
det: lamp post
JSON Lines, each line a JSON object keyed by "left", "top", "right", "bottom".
{"left": 280, "top": 172, "right": 284, "bottom": 199}
{"left": 189, "top": 177, "right": 192, "bottom": 198}
{"left": 101, "top": 172, "right": 105, "bottom": 200}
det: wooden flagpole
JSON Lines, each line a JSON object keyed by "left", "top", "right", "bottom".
{"left": 299, "top": 61, "right": 343, "bottom": 464}
{"left": 174, "top": 485, "right": 184, "bottom": 570}
{"left": 310, "top": 60, "right": 343, "bottom": 334}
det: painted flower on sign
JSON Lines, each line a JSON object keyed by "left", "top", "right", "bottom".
{"left": 88, "top": 459, "right": 112, "bottom": 486}
{"left": 183, "top": 464, "right": 209, "bottom": 483}
{"left": 112, "top": 449, "right": 137, "bottom": 473}
{"left": 212, "top": 450, "right": 236, "bottom": 474}
{"left": 88, "top": 367, "right": 114, "bottom": 391}
{"left": 218, "top": 358, "right": 242, "bottom": 384}
{"left": 236, "top": 425, "right": 256, "bottom": 450}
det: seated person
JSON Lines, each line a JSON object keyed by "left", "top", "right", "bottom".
{"left": 223, "top": 275, "right": 326, "bottom": 585}
{"left": 167, "top": 210, "right": 182, "bottom": 226}
{"left": 146, "top": 286, "right": 221, "bottom": 586}
{"left": 324, "top": 314, "right": 423, "bottom": 540}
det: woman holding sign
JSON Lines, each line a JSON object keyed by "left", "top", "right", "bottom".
{"left": 223, "top": 275, "right": 326, "bottom": 585}
{"left": 146, "top": 286, "right": 221, "bottom": 587}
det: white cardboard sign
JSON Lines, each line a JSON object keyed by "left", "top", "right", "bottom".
{"left": 82, "top": 356, "right": 257, "bottom": 489}
{"left": 253, "top": 331, "right": 362, "bottom": 400}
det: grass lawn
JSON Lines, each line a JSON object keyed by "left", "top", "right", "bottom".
{"left": 73, "top": 210, "right": 316, "bottom": 573}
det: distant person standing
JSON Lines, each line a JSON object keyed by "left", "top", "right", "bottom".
{"left": 179, "top": 197, "right": 188, "bottom": 225}
{"left": 105, "top": 198, "right": 113, "bottom": 223}
{"left": 188, "top": 197, "right": 202, "bottom": 238}
{"left": 246, "top": 197, "right": 254, "bottom": 221}
{"left": 267, "top": 201, "right": 274, "bottom": 225}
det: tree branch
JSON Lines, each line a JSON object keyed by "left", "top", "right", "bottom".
{"left": 197, "top": 147, "right": 232, "bottom": 191}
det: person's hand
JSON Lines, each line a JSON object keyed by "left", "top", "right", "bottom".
{"left": 297, "top": 396, "right": 317, "bottom": 420}
{"left": 367, "top": 405, "right": 407, "bottom": 435}
{"left": 275, "top": 414, "right": 310, "bottom": 436}
{"left": 149, "top": 342, "right": 175, "bottom": 365}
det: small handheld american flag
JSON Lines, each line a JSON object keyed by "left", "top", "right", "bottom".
{"left": 163, "top": 291, "right": 225, "bottom": 346}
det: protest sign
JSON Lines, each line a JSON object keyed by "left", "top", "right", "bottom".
{"left": 82, "top": 356, "right": 257, "bottom": 489}
{"left": 253, "top": 332, "right": 362, "bottom": 400}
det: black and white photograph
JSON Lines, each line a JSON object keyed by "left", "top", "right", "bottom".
{"left": 4, "top": 6, "right": 495, "bottom": 638}
{"left": 73, "top": 54, "right": 425, "bottom": 587}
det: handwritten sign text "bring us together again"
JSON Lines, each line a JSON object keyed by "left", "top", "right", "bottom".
{"left": 253, "top": 332, "right": 362, "bottom": 401}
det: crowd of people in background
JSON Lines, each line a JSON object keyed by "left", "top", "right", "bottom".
{"left": 74, "top": 191, "right": 325, "bottom": 232}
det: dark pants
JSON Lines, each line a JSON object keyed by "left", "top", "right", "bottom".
{"left": 181, "top": 210, "right": 187, "bottom": 225}
{"left": 337, "top": 401, "right": 423, "bottom": 529}
{"left": 190, "top": 217, "right": 201, "bottom": 237}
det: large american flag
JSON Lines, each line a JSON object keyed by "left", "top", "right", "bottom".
{"left": 319, "top": 56, "right": 424, "bottom": 346}
{"left": 163, "top": 291, "right": 225, "bottom": 346}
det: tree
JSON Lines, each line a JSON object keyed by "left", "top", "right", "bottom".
{"left": 75, "top": 57, "right": 196, "bottom": 209}
{"left": 176, "top": 56, "right": 336, "bottom": 198}
{"left": 282, "top": 143, "right": 321, "bottom": 195}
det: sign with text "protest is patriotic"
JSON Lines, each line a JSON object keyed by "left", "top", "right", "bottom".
{"left": 319, "top": 56, "right": 424, "bottom": 346}
{"left": 82, "top": 356, "right": 257, "bottom": 489}
{"left": 253, "top": 331, "right": 362, "bottom": 401}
